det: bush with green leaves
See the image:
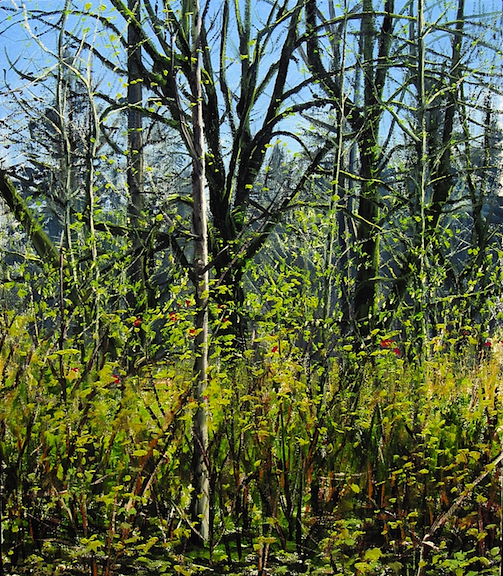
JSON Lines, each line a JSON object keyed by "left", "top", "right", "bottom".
{"left": 2, "top": 273, "right": 503, "bottom": 575}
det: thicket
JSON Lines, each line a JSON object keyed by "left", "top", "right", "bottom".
{"left": 1, "top": 0, "right": 503, "bottom": 574}
{"left": 1, "top": 264, "right": 503, "bottom": 575}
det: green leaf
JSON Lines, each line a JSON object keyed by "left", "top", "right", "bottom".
{"left": 365, "top": 548, "right": 383, "bottom": 562}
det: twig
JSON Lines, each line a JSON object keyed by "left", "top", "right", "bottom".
{"left": 416, "top": 447, "right": 503, "bottom": 576}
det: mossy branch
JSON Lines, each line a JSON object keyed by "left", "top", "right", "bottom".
{"left": 0, "top": 169, "right": 60, "bottom": 270}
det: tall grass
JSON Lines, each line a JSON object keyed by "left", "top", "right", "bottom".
{"left": 1, "top": 310, "right": 502, "bottom": 575}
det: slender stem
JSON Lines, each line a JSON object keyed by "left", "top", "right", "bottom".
{"left": 190, "top": 0, "right": 210, "bottom": 544}
{"left": 417, "top": 0, "right": 428, "bottom": 360}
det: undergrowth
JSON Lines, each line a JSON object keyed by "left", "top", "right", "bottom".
{"left": 1, "top": 311, "right": 503, "bottom": 576}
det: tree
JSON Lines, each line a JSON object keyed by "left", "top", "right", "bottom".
{"left": 302, "top": 0, "right": 503, "bottom": 348}
{"left": 92, "top": 0, "right": 330, "bottom": 344}
{"left": 1, "top": 1, "right": 329, "bottom": 343}
{"left": 387, "top": 0, "right": 503, "bottom": 347}
{"left": 0, "top": 9, "right": 104, "bottom": 328}
{"left": 127, "top": 0, "right": 148, "bottom": 310}
{"left": 304, "top": 0, "right": 396, "bottom": 342}
{"left": 186, "top": 0, "right": 210, "bottom": 543}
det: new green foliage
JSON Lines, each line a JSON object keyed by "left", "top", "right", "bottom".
{"left": 2, "top": 275, "right": 503, "bottom": 574}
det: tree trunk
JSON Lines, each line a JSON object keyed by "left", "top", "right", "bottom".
{"left": 353, "top": 0, "right": 394, "bottom": 339}
{"left": 127, "top": 0, "right": 146, "bottom": 308}
{"left": 189, "top": 0, "right": 210, "bottom": 545}
{"left": 415, "top": 0, "right": 428, "bottom": 355}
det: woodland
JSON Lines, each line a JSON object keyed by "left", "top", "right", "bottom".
{"left": 0, "top": 0, "right": 503, "bottom": 574}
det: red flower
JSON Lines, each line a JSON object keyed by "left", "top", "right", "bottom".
{"left": 185, "top": 299, "right": 191, "bottom": 307}
{"left": 380, "top": 338, "right": 394, "bottom": 348}
{"left": 393, "top": 347, "right": 401, "bottom": 357}
{"left": 272, "top": 346, "right": 279, "bottom": 353}
{"left": 70, "top": 367, "right": 79, "bottom": 373}
{"left": 169, "top": 312, "right": 179, "bottom": 322}
{"left": 133, "top": 317, "right": 142, "bottom": 327}
{"left": 113, "top": 374, "right": 120, "bottom": 384}
{"left": 189, "top": 328, "right": 196, "bottom": 338}
{"left": 483, "top": 341, "right": 492, "bottom": 348}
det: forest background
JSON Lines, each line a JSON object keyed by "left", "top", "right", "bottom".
{"left": 0, "top": 0, "right": 503, "bottom": 574}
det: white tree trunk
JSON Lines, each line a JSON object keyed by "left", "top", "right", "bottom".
{"left": 189, "top": 0, "right": 210, "bottom": 544}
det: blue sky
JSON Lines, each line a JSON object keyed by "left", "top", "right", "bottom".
{"left": 1, "top": 0, "right": 502, "bottom": 168}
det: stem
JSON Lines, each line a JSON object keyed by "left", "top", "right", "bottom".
{"left": 127, "top": 0, "right": 146, "bottom": 307}
{"left": 190, "top": 0, "right": 210, "bottom": 544}
{"left": 417, "top": 0, "right": 428, "bottom": 359}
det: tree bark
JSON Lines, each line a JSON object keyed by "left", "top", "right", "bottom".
{"left": 189, "top": 0, "right": 210, "bottom": 544}
{"left": 127, "top": 0, "right": 146, "bottom": 306}
{"left": 353, "top": 0, "right": 394, "bottom": 339}
{"left": 0, "top": 170, "right": 60, "bottom": 270}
